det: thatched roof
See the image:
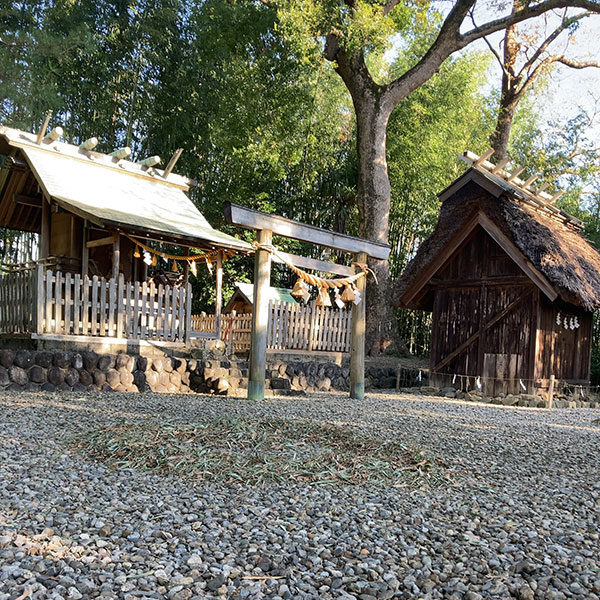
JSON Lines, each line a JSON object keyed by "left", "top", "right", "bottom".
{"left": 392, "top": 167, "right": 600, "bottom": 311}
{"left": 0, "top": 125, "right": 251, "bottom": 252}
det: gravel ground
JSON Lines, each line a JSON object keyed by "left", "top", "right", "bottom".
{"left": 1, "top": 390, "right": 599, "bottom": 600}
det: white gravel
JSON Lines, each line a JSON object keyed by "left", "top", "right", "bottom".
{"left": 1, "top": 390, "right": 599, "bottom": 600}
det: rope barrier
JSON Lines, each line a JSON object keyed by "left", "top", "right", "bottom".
{"left": 395, "top": 366, "right": 599, "bottom": 396}
{"left": 251, "top": 241, "right": 377, "bottom": 290}
{"left": 123, "top": 233, "right": 233, "bottom": 263}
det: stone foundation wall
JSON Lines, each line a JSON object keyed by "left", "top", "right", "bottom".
{"left": 0, "top": 349, "right": 197, "bottom": 394}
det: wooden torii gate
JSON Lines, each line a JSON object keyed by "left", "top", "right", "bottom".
{"left": 224, "top": 202, "right": 390, "bottom": 401}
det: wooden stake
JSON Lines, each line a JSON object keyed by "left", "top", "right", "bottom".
{"left": 163, "top": 148, "right": 183, "bottom": 178}
{"left": 349, "top": 251, "right": 367, "bottom": 400}
{"left": 215, "top": 251, "right": 223, "bottom": 342}
{"left": 248, "top": 229, "right": 272, "bottom": 401}
{"left": 112, "top": 233, "right": 120, "bottom": 280}
{"left": 548, "top": 374, "right": 555, "bottom": 409}
{"left": 36, "top": 111, "right": 52, "bottom": 145}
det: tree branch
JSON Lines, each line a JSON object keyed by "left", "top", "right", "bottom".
{"left": 383, "top": 0, "right": 476, "bottom": 107}
{"left": 555, "top": 56, "right": 600, "bottom": 68}
{"left": 459, "top": 1, "right": 600, "bottom": 49}
{"left": 383, "top": 0, "right": 402, "bottom": 16}
{"left": 519, "top": 11, "right": 593, "bottom": 76}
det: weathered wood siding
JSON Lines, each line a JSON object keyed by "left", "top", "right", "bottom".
{"left": 429, "top": 228, "right": 537, "bottom": 394}
{"left": 535, "top": 295, "right": 592, "bottom": 384}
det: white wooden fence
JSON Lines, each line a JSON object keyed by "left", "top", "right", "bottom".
{"left": 0, "top": 267, "right": 193, "bottom": 342}
{"left": 192, "top": 300, "right": 352, "bottom": 353}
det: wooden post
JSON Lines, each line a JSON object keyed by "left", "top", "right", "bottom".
{"left": 548, "top": 374, "right": 555, "bottom": 409}
{"left": 81, "top": 220, "right": 89, "bottom": 277}
{"left": 215, "top": 250, "right": 223, "bottom": 341}
{"left": 248, "top": 230, "right": 272, "bottom": 401}
{"left": 183, "top": 246, "right": 190, "bottom": 285}
{"left": 40, "top": 196, "right": 51, "bottom": 259}
{"left": 350, "top": 251, "right": 367, "bottom": 400}
{"left": 112, "top": 232, "right": 120, "bottom": 280}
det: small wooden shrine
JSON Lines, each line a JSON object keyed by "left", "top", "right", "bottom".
{"left": 223, "top": 282, "right": 296, "bottom": 314}
{"left": 0, "top": 121, "right": 250, "bottom": 346}
{"left": 392, "top": 150, "right": 600, "bottom": 395}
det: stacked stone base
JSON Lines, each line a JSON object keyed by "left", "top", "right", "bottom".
{"left": 0, "top": 349, "right": 200, "bottom": 394}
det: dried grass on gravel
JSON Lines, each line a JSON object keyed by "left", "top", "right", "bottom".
{"left": 75, "top": 417, "right": 440, "bottom": 486}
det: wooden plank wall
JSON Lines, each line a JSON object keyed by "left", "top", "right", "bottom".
{"left": 39, "top": 269, "right": 192, "bottom": 341}
{"left": 536, "top": 295, "right": 592, "bottom": 384}
{"left": 191, "top": 301, "right": 352, "bottom": 353}
{"left": 429, "top": 228, "right": 536, "bottom": 394}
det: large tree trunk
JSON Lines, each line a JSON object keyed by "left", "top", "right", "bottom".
{"left": 490, "top": 8, "right": 521, "bottom": 160}
{"left": 354, "top": 97, "right": 400, "bottom": 355}
{"left": 490, "top": 93, "right": 517, "bottom": 160}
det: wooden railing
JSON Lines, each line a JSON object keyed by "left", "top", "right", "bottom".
{"left": 192, "top": 300, "right": 351, "bottom": 353}
{"left": 0, "top": 269, "right": 37, "bottom": 334}
{"left": 0, "top": 267, "right": 193, "bottom": 342}
{"left": 191, "top": 312, "right": 253, "bottom": 352}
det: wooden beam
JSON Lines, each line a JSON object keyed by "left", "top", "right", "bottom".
{"left": 215, "top": 251, "right": 223, "bottom": 341}
{"left": 350, "top": 251, "right": 367, "bottom": 400}
{"left": 477, "top": 212, "right": 557, "bottom": 302}
{"left": 507, "top": 167, "right": 525, "bottom": 182}
{"left": 13, "top": 194, "right": 42, "bottom": 207}
{"left": 429, "top": 275, "right": 531, "bottom": 289}
{"left": 271, "top": 250, "right": 354, "bottom": 277}
{"left": 475, "top": 148, "right": 494, "bottom": 165}
{"left": 492, "top": 157, "right": 510, "bottom": 174}
{"left": 162, "top": 148, "right": 183, "bottom": 178}
{"left": 86, "top": 233, "right": 118, "bottom": 248}
{"left": 224, "top": 202, "right": 390, "bottom": 260}
{"left": 248, "top": 229, "right": 272, "bottom": 401}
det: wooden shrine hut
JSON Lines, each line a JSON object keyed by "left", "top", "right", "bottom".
{"left": 392, "top": 150, "right": 600, "bottom": 396}
{"left": 0, "top": 123, "right": 250, "bottom": 347}
{"left": 223, "top": 281, "right": 296, "bottom": 314}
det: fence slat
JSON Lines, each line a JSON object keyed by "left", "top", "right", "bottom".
{"left": 62, "top": 273, "right": 71, "bottom": 335}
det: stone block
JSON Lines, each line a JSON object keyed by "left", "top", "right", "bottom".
{"left": 0, "top": 349, "right": 14, "bottom": 368}
{"left": 64, "top": 368, "right": 79, "bottom": 387}
{"left": 29, "top": 365, "right": 47, "bottom": 384}
{"left": 14, "top": 350, "right": 34, "bottom": 369}
{"left": 34, "top": 351, "right": 53, "bottom": 368}
{"left": 71, "top": 353, "right": 83, "bottom": 370}
{"left": 82, "top": 351, "right": 99, "bottom": 371}
{"left": 97, "top": 354, "right": 115, "bottom": 371}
